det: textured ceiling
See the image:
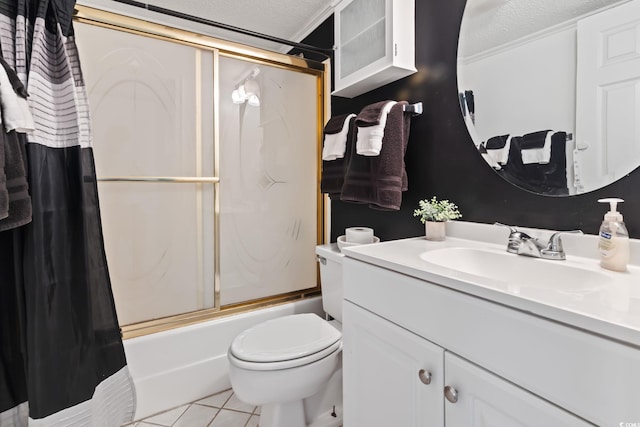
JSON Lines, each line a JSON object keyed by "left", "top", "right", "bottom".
{"left": 145, "top": 0, "right": 336, "bottom": 42}
{"left": 459, "top": 0, "right": 631, "bottom": 57}
{"left": 80, "top": 0, "right": 337, "bottom": 52}
{"left": 82, "top": 1, "right": 632, "bottom": 59}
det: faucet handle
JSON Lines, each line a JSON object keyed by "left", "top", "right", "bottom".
{"left": 494, "top": 222, "right": 535, "bottom": 240}
{"left": 540, "top": 230, "right": 583, "bottom": 260}
{"left": 546, "top": 230, "right": 583, "bottom": 251}
{"left": 494, "top": 222, "right": 530, "bottom": 254}
{"left": 494, "top": 222, "right": 518, "bottom": 234}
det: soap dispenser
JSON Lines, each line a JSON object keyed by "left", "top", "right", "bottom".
{"left": 597, "top": 198, "right": 630, "bottom": 272}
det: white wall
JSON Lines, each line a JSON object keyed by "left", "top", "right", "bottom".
{"left": 459, "top": 26, "right": 577, "bottom": 142}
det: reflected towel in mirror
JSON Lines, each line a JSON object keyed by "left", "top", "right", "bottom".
{"left": 521, "top": 130, "right": 553, "bottom": 164}
{"left": 485, "top": 134, "right": 511, "bottom": 165}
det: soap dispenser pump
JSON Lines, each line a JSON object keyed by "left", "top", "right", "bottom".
{"left": 597, "top": 198, "right": 629, "bottom": 272}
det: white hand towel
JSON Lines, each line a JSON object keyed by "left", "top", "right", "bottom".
{"left": 521, "top": 130, "right": 553, "bottom": 164}
{"left": 486, "top": 135, "right": 512, "bottom": 165}
{"left": 356, "top": 101, "right": 396, "bottom": 156}
{"left": 322, "top": 113, "right": 355, "bottom": 161}
{"left": 481, "top": 151, "right": 502, "bottom": 169}
{"left": 0, "top": 66, "right": 34, "bottom": 134}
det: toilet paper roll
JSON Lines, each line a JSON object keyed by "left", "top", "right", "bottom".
{"left": 345, "top": 227, "right": 374, "bottom": 244}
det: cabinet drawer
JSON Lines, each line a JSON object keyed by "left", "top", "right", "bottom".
{"left": 344, "top": 257, "right": 640, "bottom": 425}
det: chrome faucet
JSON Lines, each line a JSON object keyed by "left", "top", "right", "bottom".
{"left": 494, "top": 223, "right": 583, "bottom": 260}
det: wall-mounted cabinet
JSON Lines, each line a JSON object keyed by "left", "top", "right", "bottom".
{"left": 333, "top": 0, "right": 416, "bottom": 98}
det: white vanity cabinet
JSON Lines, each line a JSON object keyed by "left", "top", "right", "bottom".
{"left": 342, "top": 252, "right": 640, "bottom": 426}
{"left": 333, "top": 0, "right": 416, "bottom": 98}
{"left": 344, "top": 301, "right": 591, "bottom": 426}
{"left": 343, "top": 300, "right": 444, "bottom": 426}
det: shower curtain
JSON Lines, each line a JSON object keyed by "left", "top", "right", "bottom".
{"left": 0, "top": 0, "right": 135, "bottom": 425}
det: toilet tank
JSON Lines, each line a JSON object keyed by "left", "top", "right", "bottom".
{"left": 315, "top": 244, "right": 344, "bottom": 323}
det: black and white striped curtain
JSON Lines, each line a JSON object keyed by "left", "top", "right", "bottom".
{"left": 0, "top": 0, "right": 135, "bottom": 425}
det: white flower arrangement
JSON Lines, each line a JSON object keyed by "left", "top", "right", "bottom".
{"left": 413, "top": 197, "right": 462, "bottom": 223}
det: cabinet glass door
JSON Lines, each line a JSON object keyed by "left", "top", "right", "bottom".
{"left": 339, "top": 0, "right": 386, "bottom": 78}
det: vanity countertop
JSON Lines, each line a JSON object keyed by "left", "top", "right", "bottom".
{"left": 342, "top": 222, "right": 640, "bottom": 347}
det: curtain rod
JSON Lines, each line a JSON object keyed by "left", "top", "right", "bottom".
{"left": 111, "top": 0, "right": 334, "bottom": 58}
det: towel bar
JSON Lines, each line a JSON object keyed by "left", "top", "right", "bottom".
{"left": 97, "top": 176, "right": 220, "bottom": 184}
{"left": 403, "top": 102, "right": 423, "bottom": 116}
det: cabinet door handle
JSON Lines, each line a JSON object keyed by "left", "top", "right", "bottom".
{"left": 418, "top": 369, "right": 432, "bottom": 385}
{"left": 444, "top": 385, "right": 458, "bottom": 403}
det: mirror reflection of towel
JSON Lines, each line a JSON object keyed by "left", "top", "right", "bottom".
{"left": 500, "top": 132, "right": 568, "bottom": 196}
{"left": 521, "top": 130, "right": 553, "bottom": 164}
{"left": 485, "top": 134, "right": 511, "bottom": 165}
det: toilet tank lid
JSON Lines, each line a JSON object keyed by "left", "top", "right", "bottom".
{"left": 315, "top": 243, "right": 344, "bottom": 263}
{"left": 230, "top": 313, "right": 342, "bottom": 363}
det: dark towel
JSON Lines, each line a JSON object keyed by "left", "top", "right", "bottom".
{"left": 0, "top": 130, "right": 7, "bottom": 219}
{"left": 341, "top": 101, "right": 411, "bottom": 210}
{"left": 520, "top": 130, "right": 552, "bottom": 149}
{"left": 464, "top": 90, "right": 475, "bottom": 115}
{"left": 324, "top": 113, "right": 352, "bottom": 135}
{"left": 485, "top": 134, "right": 509, "bottom": 149}
{"left": 0, "top": 131, "right": 31, "bottom": 231}
{"left": 321, "top": 116, "right": 355, "bottom": 198}
{"left": 501, "top": 132, "right": 568, "bottom": 196}
{"left": 354, "top": 100, "right": 395, "bottom": 128}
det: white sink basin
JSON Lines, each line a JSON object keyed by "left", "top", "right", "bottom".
{"left": 419, "top": 247, "right": 611, "bottom": 297}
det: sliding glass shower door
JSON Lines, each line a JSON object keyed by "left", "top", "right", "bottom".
{"left": 74, "top": 6, "right": 325, "bottom": 336}
{"left": 218, "top": 55, "right": 319, "bottom": 306}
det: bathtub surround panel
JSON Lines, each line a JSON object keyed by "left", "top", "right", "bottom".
{"left": 124, "top": 297, "right": 323, "bottom": 421}
{"left": 298, "top": 1, "right": 640, "bottom": 240}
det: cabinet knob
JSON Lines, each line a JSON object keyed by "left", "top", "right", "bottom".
{"left": 444, "top": 385, "right": 458, "bottom": 403}
{"left": 418, "top": 369, "right": 432, "bottom": 385}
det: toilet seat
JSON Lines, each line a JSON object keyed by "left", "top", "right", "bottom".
{"left": 229, "top": 313, "right": 342, "bottom": 371}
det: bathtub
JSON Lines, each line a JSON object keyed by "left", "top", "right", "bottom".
{"left": 123, "top": 297, "right": 324, "bottom": 420}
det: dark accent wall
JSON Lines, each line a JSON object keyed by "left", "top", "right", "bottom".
{"left": 303, "top": 0, "right": 640, "bottom": 241}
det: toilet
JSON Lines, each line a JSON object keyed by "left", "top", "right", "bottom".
{"left": 227, "top": 244, "right": 344, "bottom": 427}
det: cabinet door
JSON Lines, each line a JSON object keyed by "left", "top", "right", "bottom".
{"left": 333, "top": 0, "right": 416, "bottom": 97}
{"left": 444, "top": 352, "right": 593, "bottom": 427}
{"left": 343, "top": 301, "right": 444, "bottom": 426}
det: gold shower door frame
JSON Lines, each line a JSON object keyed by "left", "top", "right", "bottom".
{"left": 73, "top": 5, "right": 329, "bottom": 339}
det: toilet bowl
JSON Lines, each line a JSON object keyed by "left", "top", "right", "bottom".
{"left": 227, "top": 244, "right": 344, "bottom": 427}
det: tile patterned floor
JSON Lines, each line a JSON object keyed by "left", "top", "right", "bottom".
{"left": 128, "top": 389, "right": 260, "bottom": 427}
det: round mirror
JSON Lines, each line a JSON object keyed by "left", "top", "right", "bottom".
{"left": 457, "top": 0, "right": 640, "bottom": 196}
